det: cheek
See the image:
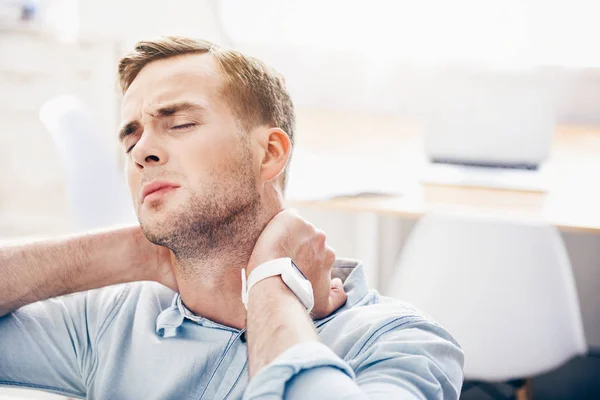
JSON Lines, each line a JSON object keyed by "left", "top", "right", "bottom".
{"left": 187, "top": 135, "right": 245, "bottom": 171}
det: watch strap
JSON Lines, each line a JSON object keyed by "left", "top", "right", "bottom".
{"left": 241, "top": 258, "right": 293, "bottom": 309}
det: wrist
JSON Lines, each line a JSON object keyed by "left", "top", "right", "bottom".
{"left": 248, "top": 276, "right": 299, "bottom": 308}
{"left": 243, "top": 258, "right": 314, "bottom": 312}
{"left": 110, "top": 225, "right": 154, "bottom": 282}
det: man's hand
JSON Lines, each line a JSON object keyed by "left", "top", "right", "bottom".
{"left": 247, "top": 209, "right": 347, "bottom": 319}
{"left": 129, "top": 227, "right": 178, "bottom": 292}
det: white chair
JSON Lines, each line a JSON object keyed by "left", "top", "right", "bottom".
{"left": 387, "top": 214, "right": 586, "bottom": 397}
{"left": 40, "top": 95, "right": 136, "bottom": 230}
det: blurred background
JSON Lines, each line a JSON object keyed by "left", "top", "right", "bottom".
{"left": 1, "top": 0, "right": 600, "bottom": 399}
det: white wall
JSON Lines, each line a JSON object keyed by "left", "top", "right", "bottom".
{"left": 78, "top": 0, "right": 225, "bottom": 47}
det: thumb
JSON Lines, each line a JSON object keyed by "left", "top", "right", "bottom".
{"left": 330, "top": 277, "right": 344, "bottom": 290}
{"left": 328, "top": 278, "right": 347, "bottom": 311}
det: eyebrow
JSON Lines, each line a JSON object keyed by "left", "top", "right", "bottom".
{"left": 118, "top": 102, "right": 207, "bottom": 142}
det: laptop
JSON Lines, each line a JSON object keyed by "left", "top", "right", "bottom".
{"left": 421, "top": 67, "right": 560, "bottom": 192}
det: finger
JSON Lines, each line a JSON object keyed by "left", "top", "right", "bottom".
{"left": 324, "top": 246, "right": 336, "bottom": 268}
{"left": 330, "top": 277, "right": 343, "bottom": 289}
{"left": 329, "top": 283, "right": 348, "bottom": 312}
{"left": 314, "top": 229, "right": 327, "bottom": 248}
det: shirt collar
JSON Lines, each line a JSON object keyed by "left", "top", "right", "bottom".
{"left": 155, "top": 295, "right": 184, "bottom": 338}
{"left": 155, "top": 258, "right": 368, "bottom": 337}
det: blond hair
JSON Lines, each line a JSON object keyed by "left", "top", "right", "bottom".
{"left": 118, "top": 36, "right": 295, "bottom": 189}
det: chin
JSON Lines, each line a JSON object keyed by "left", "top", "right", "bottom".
{"left": 138, "top": 214, "right": 177, "bottom": 247}
{"left": 138, "top": 199, "right": 178, "bottom": 227}
{"left": 140, "top": 204, "right": 175, "bottom": 224}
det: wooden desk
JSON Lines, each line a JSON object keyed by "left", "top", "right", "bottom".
{"left": 286, "top": 110, "right": 600, "bottom": 233}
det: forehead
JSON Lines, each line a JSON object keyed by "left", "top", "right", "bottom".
{"left": 121, "top": 53, "right": 224, "bottom": 118}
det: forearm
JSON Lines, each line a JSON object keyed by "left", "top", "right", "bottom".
{"left": 0, "top": 225, "right": 150, "bottom": 316}
{"left": 246, "top": 276, "right": 319, "bottom": 378}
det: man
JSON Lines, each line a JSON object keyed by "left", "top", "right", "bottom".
{"left": 0, "top": 37, "right": 463, "bottom": 399}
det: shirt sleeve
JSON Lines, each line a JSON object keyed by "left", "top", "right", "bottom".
{"left": 0, "top": 284, "right": 130, "bottom": 398}
{"left": 243, "top": 317, "right": 464, "bottom": 400}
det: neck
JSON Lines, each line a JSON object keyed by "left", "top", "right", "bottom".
{"left": 174, "top": 252, "right": 250, "bottom": 330}
{"left": 164, "top": 183, "right": 284, "bottom": 330}
{"left": 172, "top": 207, "right": 280, "bottom": 330}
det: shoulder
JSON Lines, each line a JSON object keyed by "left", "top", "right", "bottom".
{"left": 319, "top": 291, "right": 462, "bottom": 359}
{"left": 319, "top": 291, "right": 443, "bottom": 334}
{"left": 12, "top": 281, "right": 175, "bottom": 340}
{"left": 84, "top": 280, "right": 175, "bottom": 312}
{"left": 319, "top": 292, "right": 464, "bottom": 398}
{"left": 84, "top": 281, "right": 175, "bottom": 331}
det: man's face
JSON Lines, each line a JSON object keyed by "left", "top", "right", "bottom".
{"left": 119, "top": 53, "right": 261, "bottom": 253}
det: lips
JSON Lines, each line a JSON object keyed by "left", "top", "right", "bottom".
{"left": 141, "top": 181, "right": 180, "bottom": 203}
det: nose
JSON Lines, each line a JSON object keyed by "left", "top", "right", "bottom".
{"left": 130, "top": 130, "right": 169, "bottom": 169}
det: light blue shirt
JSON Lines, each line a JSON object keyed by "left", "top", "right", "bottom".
{"left": 0, "top": 259, "right": 464, "bottom": 399}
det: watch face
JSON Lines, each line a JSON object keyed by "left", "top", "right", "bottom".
{"left": 290, "top": 260, "right": 309, "bottom": 281}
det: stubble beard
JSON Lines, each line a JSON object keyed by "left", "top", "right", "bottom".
{"left": 140, "top": 150, "right": 265, "bottom": 278}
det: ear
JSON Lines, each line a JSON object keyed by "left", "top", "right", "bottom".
{"left": 257, "top": 127, "right": 292, "bottom": 183}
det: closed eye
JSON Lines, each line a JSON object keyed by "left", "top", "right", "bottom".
{"left": 125, "top": 123, "right": 198, "bottom": 154}
{"left": 171, "top": 123, "right": 197, "bottom": 130}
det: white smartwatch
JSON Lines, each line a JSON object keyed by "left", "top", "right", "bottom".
{"left": 242, "top": 258, "right": 314, "bottom": 312}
